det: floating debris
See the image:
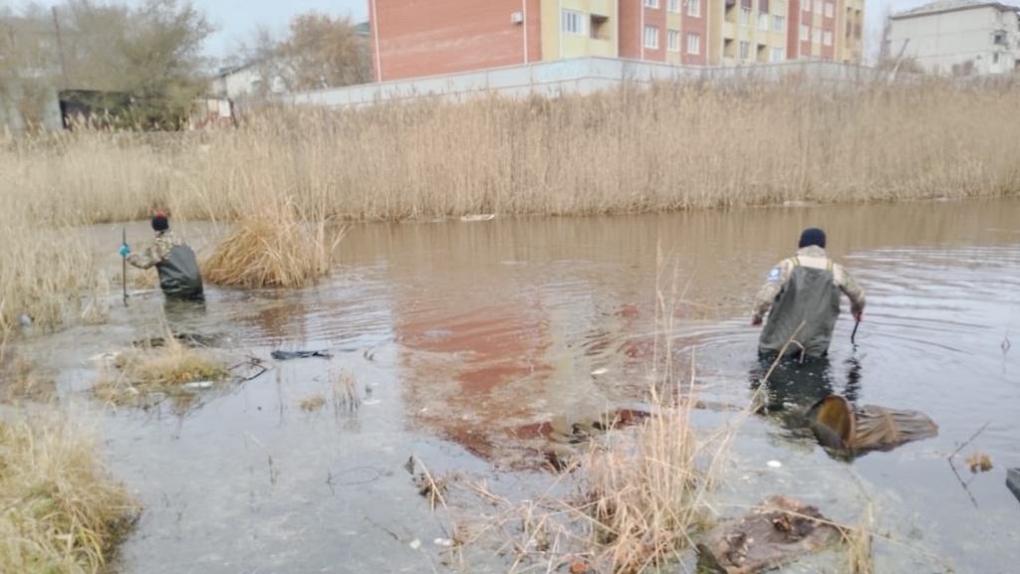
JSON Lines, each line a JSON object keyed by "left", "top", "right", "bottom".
{"left": 807, "top": 395, "right": 938, "bottom": 456}
{"left": 183, "top": 381, "right": 214, "bottom": 391}
{"left": 460, "top": 214, "right": 496, "bottom": 222}
{"left": 1007, "top": 469, "right": 1020, "bottom": 503}
{"left": 766, "top": 460, "right": 783, "bottom": 469}
{"left": 697, "top": 496, "right": 841, "bottom": 573}
{"left": 409, "top": 539, "right": 421, "bottom": 550}
{"left": 271, "top": 350, "right": 333, "bottom": 361}
{"left": 966, "top": 452, "right": 993, "bottom": 474}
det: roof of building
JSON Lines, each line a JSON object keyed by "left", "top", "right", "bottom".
{"left": 892, "top": 0, "right": 1020, "bottom": 19}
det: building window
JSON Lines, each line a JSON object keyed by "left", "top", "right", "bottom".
{"left": 688, "top": 0, "right": 701, "bottom": 17}
{"left": 824, "top": 2, "right": 834, "bottom": 18}
{"left": 800, "top": 24, "right": 809, "bottom": 41}
{"left": 644, "top": 25, "right": 660, "bottom": 49}
{"left": 993, "top": 31, "right": 1008, "bottom": 46}
{"left": 668, "top": 0, "right": 680, "bottom": 13}
{"left": 823, "top": 30, "right": 832, "bottom": 46}
{"left": 740, "top": 7, "right": 751, "bottom": 25}
{"left": 803, "top": 2, "right": 811, "bottom": 13}
{"left": 740, "top": 41, "right": 750, "bottom": 59}
{"left": 758, "top": 13, "right": 769, "bottom": 31}
{"left": 562, "top": 9, "right": 586, "bottom": 35}
{"left": 687, "top": 32, "right": 702, "bottom": 55}
{"left": 814, "top": 0, "right": 823, "bottom": 14}
{"left": 668, "top": 29, "right": 682, "bottom": 52}
{"left": 771, "top": 47, "right": 785, "bottom": 62}
{"left": 812, "top": 28, "right": 821, "bottom": 43}
{"left": 644, "top": 0, "right": 659, "bottom": 8}
{"left": 591, "top": 14, "right": 610, "bottom": 39}
{"left": 773, "top": 15, "right": 785, "bottom": 32}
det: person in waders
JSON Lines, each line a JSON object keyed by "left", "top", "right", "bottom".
{"left": 120, "top": 212, "right": 205, "bottom": 302}
{"left": 749, "top": 228, "right": 866, "bottom": 412}
{"left": 751, "top": 228, "right": 866, "bottom": 360}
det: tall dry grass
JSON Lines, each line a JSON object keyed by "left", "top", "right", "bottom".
{"left": 2, "top": 79, "right": 1019, "bottom": 226}
{"left": 0, "top": 415, "right": 137, "bottom": 573}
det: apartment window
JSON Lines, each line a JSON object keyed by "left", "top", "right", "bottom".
{"left": 993, "top": 31, "right": 1008, "bottom": 46}
{"left": 591, "top": 14, "right": 610, "bottom": 39}
{"left": 644, "top": 0, "right": 659, "bottom": 8}
{"left": 823, "top": 30, "right": 832, "bottom": 46}
{"left": 800, "top": 24, "right": 809, "bottom": 41}
{"left": 814, "top": 0, "right": 823, "bottom": 14}
{"left": 773, "top": 15, "right": 785, "bottom": 32}
{"left": 644, "top": 25, "right": 660, "bottom": 49}
{"left": 740, "top": 7, "right": 752, "bottom": 25}
{"left": 812, "top": 28, "right": 822, "bottom": 43}
{"left": 758, "top": 13, "right": 769, "bottom": 31}
{"left": 687, "top": 32, "right": 702, "bottom": 55}
{"left": 824, "top": 2, "right": 834, "bottom": 18}
{"left": 668, "top": 29, "right": 682, "bottom": 52}
{"left": 803, "top": 2, "right": 811, "bottom": 13}
{"left": 668, "top": 0, "right": 680, "bottom": 13}
{"left": 771, "top": 47, "right": 785, "bottom": 62}
{"left": 740, "top": 41, "right": 750, "bottom": 59}
{"left": 687, "top": 0, "right": 702, "bottom": 17}
{"left": 562, "top": 9, "right": 586, "bottom": 35}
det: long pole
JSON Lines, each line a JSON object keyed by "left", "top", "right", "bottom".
{"left": 851, "top": 319, "right": 860, "bottom": 346}
{"left": 51, "top": 6, "right": 70, "bottom": 90}
{"left": 122, "top": 228, "right": 128, "bottom": 306}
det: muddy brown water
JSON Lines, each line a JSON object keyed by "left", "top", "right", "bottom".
{"left": 5, "top": 198, "right": 1020, "bottom": 573}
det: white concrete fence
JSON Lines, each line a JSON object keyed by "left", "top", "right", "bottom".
{"left": 284, "top": 57, "right": 887, "bottom": 109}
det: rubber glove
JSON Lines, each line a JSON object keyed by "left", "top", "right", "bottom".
{"left": 119, "top": 243, "right": 131, "bottom": 258}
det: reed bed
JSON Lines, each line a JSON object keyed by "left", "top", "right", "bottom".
{"left": 2, "top": 79, "right": 1020, "bottom": 226}
{"left": 0, "top": 415, "right": 137, "bottom": 573}
{"left": 202, "top": 204, "right": 345, "bottom": 289}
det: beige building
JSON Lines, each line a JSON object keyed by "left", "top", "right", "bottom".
{"left": 889, "top": 0, "right": 1020, "bottom": 76}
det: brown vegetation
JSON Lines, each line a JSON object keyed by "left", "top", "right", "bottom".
{"left": 93, "top": 336, "right": 228, "bottom": 404}
{"left": 0, "top": 415, "right": 137, "bottom": 572}
{"left": 202, "top": 205, "right": 345, "bottom": 289}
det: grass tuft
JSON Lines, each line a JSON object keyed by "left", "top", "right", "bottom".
{"left": 93, "top": 336, "right": 228, "bottom": 404}
{"left": 0, "top": 415, "right": 138, "bottom": 573}
{"left": 202, "top": 206, "right": 346, "bottom": 289}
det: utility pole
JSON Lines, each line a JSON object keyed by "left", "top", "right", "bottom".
{"left": 51, "top": 6, "right": 70, "bottom": 89}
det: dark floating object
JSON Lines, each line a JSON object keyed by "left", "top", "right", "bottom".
{"left": 270, "top": 350, "right": 333, "bottom": 361}
{"left": 807, "top": 395, "right": 938, "bottom": 457}
{"left": 1008, "top": 468, "right": 1020, "bottom": 504}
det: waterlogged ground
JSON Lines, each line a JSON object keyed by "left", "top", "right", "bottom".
{"left": 9, "top": 199, "right": 1020, "bottom": 573}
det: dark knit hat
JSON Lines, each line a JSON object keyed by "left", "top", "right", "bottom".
{"left": 152, "top": 211, "right": 169, "bottom": 232}
{"left": 798, "top": 227, "right": 826, "bottom": 249}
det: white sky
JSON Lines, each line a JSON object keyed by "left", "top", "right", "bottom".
{"left": 7, "top": 0, "right": 1016, "bottom": 61}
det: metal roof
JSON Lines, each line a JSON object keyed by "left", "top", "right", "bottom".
{"left": 892, "top": 0, "right": 1020, "bottom": 19}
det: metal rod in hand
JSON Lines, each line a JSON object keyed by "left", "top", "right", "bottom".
{"left": 122, "top": 228, "right": 128, "bottom": 307}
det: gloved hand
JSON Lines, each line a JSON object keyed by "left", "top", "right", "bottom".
{"left": 119, "top": 243, "right": 131, "bottom": 258}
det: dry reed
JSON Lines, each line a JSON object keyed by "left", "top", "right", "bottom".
{"left": 2, "top": 79, "right": 1019, "bottom": 227}
{"left": 0, "top": 415, "right": 138, "bottom": 573}
{"left": 202, "top": 205, "right": 345, "bottom": 289}
{"left": 94, "top": 336, "right": 227, "bottom": 404}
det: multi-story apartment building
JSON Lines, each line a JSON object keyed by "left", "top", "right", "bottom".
{"left": 367, "top": 0, "right": 865, "bottom": 81}
{"left": 889, "top": 0, "right": 1020, "bottom": 76}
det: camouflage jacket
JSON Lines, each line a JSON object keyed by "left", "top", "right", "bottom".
{"left": 126, "top": 231, "right": 185, "bottom": 270}
{"left": 752, "top": 245, "right": 866, "bottom": 321}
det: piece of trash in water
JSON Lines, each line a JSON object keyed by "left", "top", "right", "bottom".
{"left": 460, "top": 214, "right": 496, "bottom": 222}
{"left": 409, "top": 539, "right": 421, "bottom": 550}
{"left": 697, "top": 496, "right": 841, "bottom": 574}
{"left": 569, "top": 560, "right": 593, "bottom": 574}
{"left": 767, "top": 460, "right": 783, "bottom": 469}
{"left": 433, "top": 538, "right": 453, "bottom": 547}
{"left": 1007, "top": 468, "right": 1020, "bottom": 503}
{"left": 966, "top": 452, "right": 993, "bottom": 474}
{"left": 88, "top": 352, "right": 121, "bottom": 366}
{"left": 270, "top": 350, "right": 333, "bottom": 361}
{"left": 362, "top": 399, "right": 381, "bottom": 406}
{"left": 183, "top": 381, "right": 213, "bottom": 391}
{"left": 590, "top": 368, "right": 609, "bottom": 376}
{"left": 807, "top": 395, "right": 938, "bottom": 457}
{"left": 18, "top": 314, "right": 32, "bottom": 328}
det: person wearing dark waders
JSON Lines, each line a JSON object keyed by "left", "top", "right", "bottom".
{"left": 119, "top": 212, "right": 205, "bottom": 303}
{"left": 749, "top": 228, "right": 866, "bottom": 411}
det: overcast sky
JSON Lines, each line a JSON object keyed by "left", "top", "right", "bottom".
{"left": 8, "top": 0, "right": 1016, "bottom": 61}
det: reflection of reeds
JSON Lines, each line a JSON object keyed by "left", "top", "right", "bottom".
{"left": 843, "top": 502, "right": 875, "bottom": 574}
{"left": 203, "top": 204, "right": 346, "bottom": 289}
{"left": 0, "top": 354, "right": 56, "bottom": 403}
{"left": 331, "top": 370, "right": 360, "bottom": 412}
{"left": 0, "top": 415, "right": 138, "bottom": 572}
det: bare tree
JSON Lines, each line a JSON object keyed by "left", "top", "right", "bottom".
{"left": 278, "top": 13, "right": 371, "bottom": 91}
